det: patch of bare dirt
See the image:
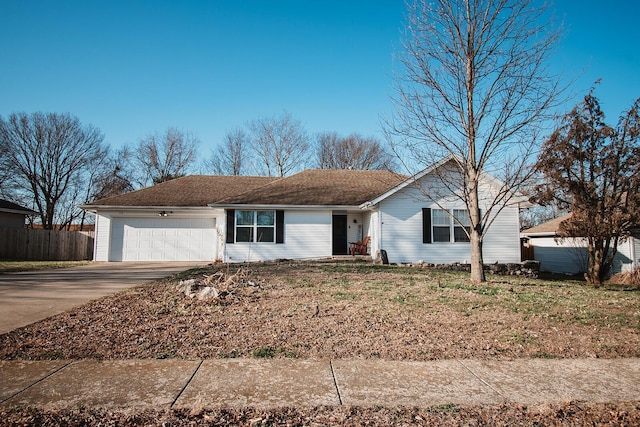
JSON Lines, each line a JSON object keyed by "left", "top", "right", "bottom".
{"left": 0, "top": 261, "right": 638, "bottom": 360}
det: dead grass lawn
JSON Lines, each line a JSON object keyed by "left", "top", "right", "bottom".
{"left": 1, "top": 260, "right": 638, "bottom": 361}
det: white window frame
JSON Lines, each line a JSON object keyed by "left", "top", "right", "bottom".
{"left": 431, "top": 208, "right": 471, "bottom": 243}
{"left": 235, "top": 210, "right": 276, "bottom": 243}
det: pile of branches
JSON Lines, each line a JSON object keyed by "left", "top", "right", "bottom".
{"left": 175, "top": 268, "right": 261, "bottom": 303}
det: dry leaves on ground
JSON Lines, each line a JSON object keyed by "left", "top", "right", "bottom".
{"left": 2, "top": 402, "right": 640, "bottom": 426}
{"left": 1, "top": 260, "right": 638, "bottom": 361}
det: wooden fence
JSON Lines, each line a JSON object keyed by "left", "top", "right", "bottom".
{"left": 0, "top": 228, "right": 94, "bottom": 261}
{"left": 521, "top": 242, "right": 535, "bottom": 261}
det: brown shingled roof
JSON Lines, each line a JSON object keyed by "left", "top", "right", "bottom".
{"left": 84, "top": 175, "right": 278, "bottom": 207}
{"left": 215, "top": 169, "right": 407, "bottom": 206}
{"left": 521, "top": 213, "right": 572, "bottom": 235}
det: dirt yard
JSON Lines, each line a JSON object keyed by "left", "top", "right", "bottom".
{"left": 1, "top": 260, "right": 639, "bottom": 425}
{"left": 1, "top": 260, "right": 638, "bottom": 361}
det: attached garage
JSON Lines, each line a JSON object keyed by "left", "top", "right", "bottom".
{"left": 109, "top": 217, "right": 218, "bottom": 262}
{"left": 82, "top": 175, "right": 277, "bottom": 263}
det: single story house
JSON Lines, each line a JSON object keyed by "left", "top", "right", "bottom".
{"left": 0, "top": 199, "right": 37, "bottom": 229}
{"left": 82, "top": 158, "right": 528, "bottom": 264}
{"left": 520, "top": 214, "right": 640, "bottom": 275}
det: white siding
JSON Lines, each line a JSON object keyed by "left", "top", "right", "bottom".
{"left": 482, "top": 207, "right": 522, "bottom": 263}
{"left": 529, "top": 236, "right": 636, "bottom": 274}
{"left": 347, "top": 213, "right": 365, "bottom": 245}
{"left": 94, "top": 214, "right": 111, "bottom": 261}
{"left": 529, "top": 237, "right": 588, "bottom": 274}
{"left": 377, "top": 181, "right": 521, "bottom": 264}
{"left": 634, "top": 237, "right": 640, "bottom": 269}
{"left": 613, "top": 237, "right": 636, "bottom": 273}
{"left": 365, "top": 210, "right": 380, "bottom": 259}
{"left": 225, "top": 210, "right": 332, "bottom": 262}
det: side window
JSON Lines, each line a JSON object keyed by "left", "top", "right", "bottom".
{"left": 453, "top": 209, "right": 471, "bottom": 242}
{"left": 432, "top": 209, "right": 451, "bottom": 242}
{"left": 428, "top": 208, "right": 471, "bottom": 243}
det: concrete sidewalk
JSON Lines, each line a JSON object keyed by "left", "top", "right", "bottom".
{"left": 1, "top": 358, "right": 639, "bottom": 410}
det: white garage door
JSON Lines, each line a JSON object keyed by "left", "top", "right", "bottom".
{"left": 110, "top": 217, "right": 217, "bottom": 261}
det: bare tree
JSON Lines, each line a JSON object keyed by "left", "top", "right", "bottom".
{"left": 519, "top": 204, "right": 567, "bottom": 231}
{"left": 0, "top": 136, "right": 14, "bottom": 200}
{"left": 91, "top": 146, "right": 136, "bottom": 201}
{"left": 316, "top": 132, "right": 394, "bottom": 170}
{"left": 249, "top": 112, "right": 309, "bottom": 177}
{"left": 206, "top": 128, "right": 249, "bottom": 176}
{"left": 0, "top": 112, "right": 107, "bottom": 229}
{"left": 534, "top": 90, "right": 640, "bottom": 285}
{"left": 133, "top": 127, "right": 199, "bottom": 185}
{"left": 386, "top": 0, "right": 563, "bottom": 282}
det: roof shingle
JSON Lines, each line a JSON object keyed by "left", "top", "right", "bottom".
{"left": 84, "top": 175, "right": 277, "bottom": 207}
{"left": 521, "top": 213, "right": 572, "bottom": 235}
{"left": 214, "top": 169, "right": 407, "bottom": 206}
{"left": 83, "top": 170, "right": 407, "bottom": 208}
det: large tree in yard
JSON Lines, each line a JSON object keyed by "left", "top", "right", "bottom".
{"left": 534, "top": 90, "right": 640, "bottom": 285}
{"left": 0, "top": 112, "right": 107, "bottom": 229}
{"left": 386, "top": 0, "right": 562, "bottom": 282}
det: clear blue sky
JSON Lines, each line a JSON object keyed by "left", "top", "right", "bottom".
{"left": 1, "top": 1, "right": 639, "bottom": 161}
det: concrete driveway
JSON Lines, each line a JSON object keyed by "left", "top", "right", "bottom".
{"left": 0, "top": 262, "right": 206, "bottom": 334}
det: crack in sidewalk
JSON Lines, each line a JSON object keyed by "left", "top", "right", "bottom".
{"left": 329, "top": 360, "right": 343, "bottom": 405}
{"left": 456, "top": 359, "right": 509, "bottom": 402}
{"left": 170, "top": 360, "right": 203, "bottom": 409}
{"left": 1, "top": 361, "right": 73, "bottom": 404}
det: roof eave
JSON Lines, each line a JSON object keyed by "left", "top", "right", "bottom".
{"left": 209, "top": 203, "right": 364, "bottom": 211}
{"left": 520, "top": 231, "right": 557, "bottom": 237}
{"left": 80, "top": 205, "right": 219, "bottom": 212}
{"left": 0, "top": 208, "right": 38, "bottom": 215}
{"left": 362, "top": 155, "right": 457, "bottom": 207}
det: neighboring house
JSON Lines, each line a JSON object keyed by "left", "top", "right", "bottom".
{"left": 520, "top": 214, "right": 640, "bottom": 275}
{"left": 82, "top": 158, "right": 528, "bottom": 264}
{"left": 0, "top": 199, "right": 37, "bottom": 229}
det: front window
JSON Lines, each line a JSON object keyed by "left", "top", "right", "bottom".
{"left": 235, "top": 210, "right": 275, "bottom": 243}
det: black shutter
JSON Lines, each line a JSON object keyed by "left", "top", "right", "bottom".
{"left": 276, "top": 210, "right": 284, "bottom": 244}
{"left": 422, "top": 208, "right": 431, "bottom": 243}
{"left": 226, "top": 209, "right": 235, "bottom": 243}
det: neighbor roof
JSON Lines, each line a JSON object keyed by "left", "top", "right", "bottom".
{"left": 83, "top": 175, "right": 278, "bottom": 208}
{"left": 213, "top": 169, "right": 407, "bottom": 207}
{"left": 0, "top": 199, "right": 37, "bottom": 215}
{"left": 521, "top": 213, "right": 572, "bottom": 236}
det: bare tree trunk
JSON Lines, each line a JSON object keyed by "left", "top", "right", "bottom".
{"left": 586, "top": 241, "right": 604, "bottom": 286}
{"left": 468, "top": 169, "right": 485, "bottom": 282}
{"left": 470, "top": 230, "right": 485, "bottom": 282}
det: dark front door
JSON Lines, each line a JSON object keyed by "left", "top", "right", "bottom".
{"left": 332, "top": 214, "right": 348, "bottom": 255}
